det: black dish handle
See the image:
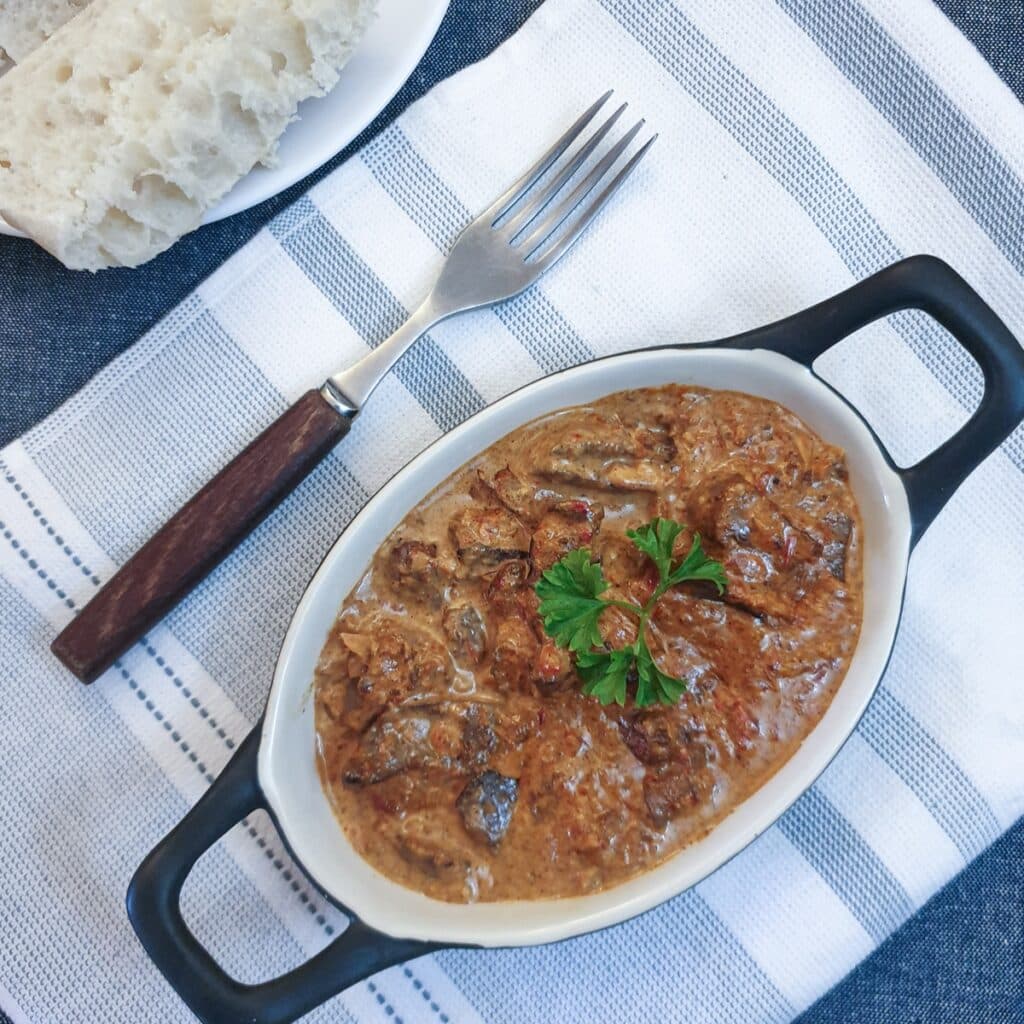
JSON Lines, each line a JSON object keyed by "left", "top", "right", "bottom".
{"left": 126, "top": 728, "right": 442, "bottom": 1024}
{"left": 718, "top": 255, "right": 1024, "bottom": 546}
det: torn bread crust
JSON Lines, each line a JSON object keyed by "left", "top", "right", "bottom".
{"left": 0, "top": 0, "right": 376, "bottom": 271}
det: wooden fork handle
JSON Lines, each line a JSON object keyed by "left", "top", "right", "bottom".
{"left": 51, "top": 390, "right": 351, "bottom": 683}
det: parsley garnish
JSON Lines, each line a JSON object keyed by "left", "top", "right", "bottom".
{"left": 534, "top": 518, "right": 727, "bottom": 707}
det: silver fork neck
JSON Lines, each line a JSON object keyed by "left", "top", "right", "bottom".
{"left": 320, "top": 296, "right": 444, "bottom": 417}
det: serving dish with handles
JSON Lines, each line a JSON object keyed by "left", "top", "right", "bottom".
{"left": 127, "top": 256, "right": 1024, "bottom": 1024}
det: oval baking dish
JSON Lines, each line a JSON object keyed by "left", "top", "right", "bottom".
{"left": 127, "top": 256, "right": 1024, "bottom": 1024}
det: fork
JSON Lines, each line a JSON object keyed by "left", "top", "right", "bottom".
{"left": 52, "top": 91, "right": 656, "bottom": 684}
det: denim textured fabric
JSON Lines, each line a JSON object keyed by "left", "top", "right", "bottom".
{"left": 935, "top": 0, "right": 1024, "bottom": 99}
{"left": 0, "top": 2, "right": 1022, "bottom": 1022}
{"left": 798, "top": 822, "right": 1024, "bottom": 1023}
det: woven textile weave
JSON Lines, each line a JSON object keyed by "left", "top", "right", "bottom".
{"left": 1, "top": 1, "right": 1022, "bottom": 1021}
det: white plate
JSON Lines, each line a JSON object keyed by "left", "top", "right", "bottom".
{"left": 0, "top": 0, "right": 450, "bottom": 238}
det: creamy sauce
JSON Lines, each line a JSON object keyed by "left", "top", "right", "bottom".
{"left": 314, "top": 386, "right": 863, "bottom": 902}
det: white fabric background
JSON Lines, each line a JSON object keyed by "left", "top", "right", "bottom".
{"left": 1, "top": 1, "right": 1022, "bottom": 1021}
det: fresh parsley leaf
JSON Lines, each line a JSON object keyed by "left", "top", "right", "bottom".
{"left": 533, "top": 517, "right": 727, "bottom": 708}
{"left": 576, "top": 648, "right": 632, "bottom": 706}
{"left": 626, "top": 517, "right": 683, "bottom": 582}
{"left": 665, "top": 532, "right": 728, "bottom": 594}
{"left": 635, "top": 642, "right": 687, "bottom": 707}
{"left": 535, "top": 547, "right": 609, "bottom": 653}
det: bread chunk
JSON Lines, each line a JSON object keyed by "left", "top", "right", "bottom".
{"left": 0, "top": 0, "right": 91, "bottom": 64}
{"left": 0, "top": 0, "right": 375, "bottom": 270}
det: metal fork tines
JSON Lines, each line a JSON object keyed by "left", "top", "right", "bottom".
{"left": 324, "top": 91, "right": 656, "bottom": 414}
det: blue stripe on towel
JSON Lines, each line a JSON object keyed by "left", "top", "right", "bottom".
{"left": 779, "top": 0, "right": 1024, "bottom": 276}
{"left": 269, "top": 196, "right": 485, "bottom": 433}
{"left": 861, "top": 687, "right": 1001, "bottom": 860}
{"left": 779, "top": 788, "right": 914, "bottom": 943}
{"left": 28, "top": 304, "right": 287, "bottom": 562}
{"left": 363, "top": 126, "right": 596, "bottom": 372}
{"left": 598, "top": 0, "right": 988, "bottom": 419}
{"left": 492, "top": 292, "right": 596, "bottom": 373}
{"left": 440, "top": 890, "right": 793, "bottom": 1023}
{"left": 363, "top": 127, "right": 473, "bottom": 253}
{"left": 165, "top": 453, "right": 371, "bottom": 721}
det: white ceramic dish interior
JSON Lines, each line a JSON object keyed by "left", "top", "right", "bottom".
{"left": 0, "top": 0, "right": 450, "bottom": 237}
{"left": 260, "top": 347, "right": 911, "bottom": 948}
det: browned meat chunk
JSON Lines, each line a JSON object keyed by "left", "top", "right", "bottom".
{"left": 397, "top": 813, "right": 478, "bottom": 876}
{"left": 712, "top": 396, "right": 816, "bottom": 488}
{"left": 461, "top": 702, "right": 501, "bottom": 763}
{"left": 368, "top": 629, "right": 447, "bottom": 697}
{"left": 599, "top": 605, "right": 639, "bottom": 649}
{"left": 316, "top": 633, "right": 372, "bottom": 720}
{"left": 643, "top": 766, "right": 696, "bottom": 826}
{"left": 687, "top": 474, "right": 827, "bottom": 620}
{"left": 542, "top": 455, "right": 672, "bottom": 492}
{"left": 387, "top": 540, "right": 452, "bottom": 605}
{"left": 716, "top": 563, "right": 800, "bottom": 620}
{"left": 457, "top": 770, "right": 519, "bottom": 845}
{"left": 549, "top": 413, "right": 635, "bottom": 459}
{"left": 602, "top": 461, "right": 673, "bottom": 491}
{"left": 485, "top": 556, "right": 529, "bottom": 594}
{"left": 531, "top": 499, "right": 604, "bottom": 572}
{"left": 615, "top": 707, "right": 723, "bottom": 827}
{"left": 321, "top": 628, "right": 449, "bottom": 731}
{"left": 533, "top": 413, "right": 674, "bottom": 492}
{"left": 491, "top": 617, "right": 538, "bottom": 692}
{"left": 345, "top": 710, "right": 447, "bottom": 784}
{"left": 483, "top": 558, "right": 533, "bottom": 619}
{"left": 474, "top": 466, "right": 540, "bottom": 520}
{"left": 493, "top": 466, "right": 537, "bottom": 515}
{"left": 345, "top": 702, "right": 502, "bottom": 785}
{"left": 598, "top": 534, "right": 650, "bottom": 586}
{"left": 450, "top": 507, "right": 530, "bottom": 574}
{"left": 674, "top": 401, "right": 726, "bottom": 483}
{"left": 642, "top": 737, "right": 717, "bottom": 827}
{"left": 635, "top": 422, "right": 677, "bottom": 464}
{"left": 687, "top": 474, "right": 811, "bottom": 560}
{"left": 519, "top": 714, "right": 645, "bottom": 858}
{"left": 319, "top": 631, "right": 372, "bottom": 675}
{"left": 721, "top": 697, "right": 761, "bottom": 755}
{"left": 618, "top": 710, "right": 674, "bottom": 765}
{"left": 443, "top": 603, "right": 488, "bottom": 666}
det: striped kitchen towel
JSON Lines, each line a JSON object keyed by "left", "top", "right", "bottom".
{"left": 1, "top": 1, "right": 1022, "bottom": 1021}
